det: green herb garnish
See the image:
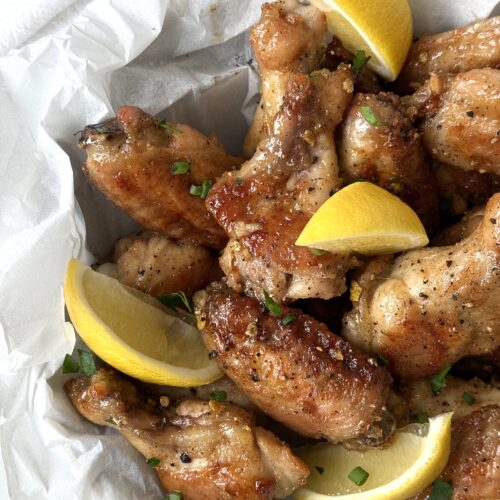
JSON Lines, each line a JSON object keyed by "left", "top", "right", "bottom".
{"left": 360, "top": 105, "right": 385, "bottom": 126}
{"left": 164, "top": 493, "right": 183, "bottom": 500}
{"left": 429, "top": 479, "right": 452, "bottom": 500}
{"left": 376, "top": 353, "right": 388, "bottom": 367}
{"left": 157, "top": 291, "right": 193, "bottom": 313}
{"left": 189, "top": 179, "right": 212, "bottom": 199}
{"left": 315, "top": 466, "right": 324, "bottom": 474}
{"left": 263, "top": 290, "right": 282, "bottom": 317}
{"left": 77, "top": 349, "right": 97, "bottom": 376}
{"left": 105, "top": 417, "right": 117, "bottom": 425}
{"left": 236, "top": 177, "right": 244, "bottom": 185}
{"left": 461, "top": 392, "right": 475, "bottom": 405}
{"left": 146, "top": 457, "right": 161, "bottom": 467}
{"left": 429, "top": 365, "right": 452, "bottom": 395}
{"left": 171, "top": 161, "right": 190, "bottom": 175}
{"left": 62, "top": 354, "right": 80, "bottom": 374}
{"left": 352, "top": 50, "right": 371, "bottom": 74}
{"left": 416, "top": 412, "right": 429, "bottom": 424}
{"left": 209, "top": 390, "right": 227, "bottom": 402}
{"left": 159, "top": 120, "right": 181, "bottom": 134}
{"left": 311, "top": 248, "right": 325, "bottom": 256}
{"left": 282, "top": 314, "right": 296, "bottom": 326}
{"left": 348, "top": 466, "right": 369, "bottom": 486}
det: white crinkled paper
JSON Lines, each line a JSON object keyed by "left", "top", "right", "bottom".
{"left": 0, "top": 0, "right": 498, "bottom": 498}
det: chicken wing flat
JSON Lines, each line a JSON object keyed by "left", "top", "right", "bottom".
{"left": 338, "top": 92, "right": 439, "bottom": 231}
{"left": 79, "top": 106, "right": 242, "bottom": 249}
{"left": 193, "top": 283, "right": 393, "bottom": 446}
{"left": 243, "top": 0, "right": 327, "bottom": 157}
{"left": 112, "top": 232, "right": 221, "bottom": 297}
{"left": 403, "top": 69, "right": 500, "bottom": 175}
{"left": 342, "top": 193, "right": 500, "bottom": 379}
{"left": 397, "top": 16, "right": 500, "bottom": 93}
{"left": 207, "top": 67, "right": 358, "bottom": 303}
{"left": 65, "top": 368, "right": 308, "bottom": 500}
{"left": 411, "top": 405, "right": 500, "bottom": 500}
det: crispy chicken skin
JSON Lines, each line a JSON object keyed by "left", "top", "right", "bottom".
{"left": 193, "top": 283, "right": 393, "bottom": 445}
{"left": 244, "top": 0, "right": 327, "bottom": 157}
{"left": 79, "top": 106, "right": 242, "bottom": 249}
{"left": 338, "top": 92, "right": 440, "bottom": 231}
{"left": 403, "top": 69, "right": 500, "bottom": 174}
{"left": 207, "top": 67, "right": 358, "bottom": 303}
{"left": 65, "top": 368, "right": 308, "bottom": 500}
{"left": 112, "top": 232, "right": 221, "bottom": 297}
{"left": 411, "top": 406, "right": 500, "bottom": 500}
{"left": 342, "top": 193, "right": 500, "bottom": 379}
{"left": 397, "top": 16, "right": 500, "bottom": 93}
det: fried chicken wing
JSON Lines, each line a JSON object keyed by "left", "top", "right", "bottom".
{"left": 403, "top": 69, "right": 500, "bottom": 174}
{"left": 207, "top": 67, "right": 358, "bottom": 303}
{"left": 412, "top": 405, "right": 500, "bottom": 500}
{"left": 243, "top": 0, "right": 327, "bottom": 157}
{"left": 397, "top": 16, "right": 500, "bottom": 93}
{"left": 111, "top": 232, "right": 221, "bottom": 297}
{"left": 193, "top": 283, "right": 393, "bottom": 446}
{"left": 432, "top": 205, "right": 485, "bottom": 246}
{"left": 79, "top": 106, "right": 242, "bottom": 249}
{"left": 338, "top": 92, "right": 439, "bottom": 231}
{"left": 65, "top": 368, "right": 308, "bottom": 500}
{"left": 342, "top": 193, "right": 500, "bottom": 379}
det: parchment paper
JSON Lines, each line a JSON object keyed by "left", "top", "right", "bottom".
{"left": 0, "top": 0, "right": 498, "bottom": 498}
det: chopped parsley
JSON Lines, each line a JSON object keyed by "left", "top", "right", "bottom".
{"left": 189, "top": 179, "right": 212, "bottom": 199}
{"left": 416, "top": 412, "right": 429, "bottom": 424}
{"left": 360, "top": 105, "right": 385, "bottom": 126}
{"left": 352, "top": 50, "right": 371, "bottom": 74}
{"left": 348, "top": 466, "right": 369, "bottom": 486}
{"left": 263, "top": 290, "right": 282, "bottom": 317}
{"left": 429, "top": 479, "right": 453, "bottom": 500}
{"left": 310, "top": 248, "right": 325, "bottom": 256}
{"left": 236, "top": 177, "right": 244, "bottom": 185}
{"left": 159, "top": 120, "right": 181, "bottom": 134}
{"left": 146, "top": 457, "right": 160, "bottom": 467}
{"left": 164, "top": 493, "right": 183, "bottom": 500}
{"left": 62, "top": 354, "right": 80, "bottom": 374}
{"left": 78, "top": 349, "right": 97, "bottom": 376}
{"left": 461, "top": 392, "right": 475, "bottom": 405}
{"left": 105, "top": 417, "right": 117, "bottom": 425}
{"left": 157, "top": 291, "right": 193, "bottom": 313}
{"left": 429, "top": 365, "right": 452, "bottom": 395}
{"left": 282, "top": 314, "right": 296, "bottom": 326}
{"left": 209, "top": 390, "right": 227, "bottom": 402}
{"left": 376, "top": 353, "right": 388, "bottom": 367}
{"left": 171, "top": 161, "right": 190, "bottom": 175}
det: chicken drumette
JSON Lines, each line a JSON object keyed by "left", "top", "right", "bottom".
{"left": 342, "top": 194, "right": 500, "bottom": 378}
{"left": 65, "top": 368, "right": 309, "bottom": 500}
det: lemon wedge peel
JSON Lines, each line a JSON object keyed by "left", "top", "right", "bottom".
{"left": 295, "top": 412, "right": 453, "bottom": 500}
{"left": 310, "top": 0, "right": 412, "bottom": 81}
{"left": 64, "top": 259, "right": 222, "bottom": 387}
{"left": 296, "top": 183, "right": 429, "bottom": 255}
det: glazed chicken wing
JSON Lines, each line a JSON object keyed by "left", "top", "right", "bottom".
{"left": 338, "top": 92, "right": 439, "bottom": 231}
{"left": 65, "top": 368, "right": 308, "bottom": 500}
{"left": 193, "top": 283, "right": 393, "bottom": 446}
{"left": 342, "top": 194, "right": 500, "bottom": 379}
{"left": 207, "top": 67, "right": 358, "bottom": 303}
{"left": 397, "top": 16, "right": 500, "bottom": 93}
{"left": 412, "top": 405, "right": 500, "bottom": 500}
{"left": 403, "top": 69, "right": 500, "bottom": 174}
{"left": 243, "top": 0, "right": 327, "bottom": 157}
{"left": 111, "top": 232, "right": 221, "bottom": 297}
{"left": 79, "top": 106, "right": 242, "bottom": 249}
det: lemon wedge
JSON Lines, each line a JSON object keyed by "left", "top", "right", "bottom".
{"left": 64, "top": 259, "right": 222, "bottom": 386}
{"left": 296, "top": 182, "right": 428, "bottom": 255}
{"left": 310, "top": 0, "right": 412, "bottom": 80}
{"left": 295, "top": 413, "right": 452, "bottom": 500}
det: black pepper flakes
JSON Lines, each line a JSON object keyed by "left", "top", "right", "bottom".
{"left": 446, "top": 260, "right": 452, "bottom": 268}
{"left": 419, "top": 292, "right": 428, "bottom": 299}
{"left": 180, "top": 452, "right": 191, "bottom": 463}
{"left": 490, "top": 218, "right": 497, "bottom": 224}
{"left": 466, "top": 110, "right": 474, "bottom": 117}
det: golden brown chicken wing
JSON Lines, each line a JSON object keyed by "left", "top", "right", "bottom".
{"left": 111, "top": 232, "right": 221, "bottom": 297}
{"left": 207, "top": 67, "right": 358, "bottom": 303}
{"left": 338, "top": 92, "right": 439, "bottom": 231}
{"left": 193, "top": 282, "right": 393, "bottom": 446}
{"left": 397, "top": 16, "right": 500, "bottom": 93}
{"left": 342, "top": 193, "right": 500, "bottom": 379}
{"left": 79, "top": 106, "right": 242, "bottom": 249}
{"left": 65, "top": 368, "right": 309, "bottom": 500}
{"left": 243, "top": 0, "right": 327, "bottom": 157}
{"left": 403, "top": 69, "right": 500, "bottom": 174}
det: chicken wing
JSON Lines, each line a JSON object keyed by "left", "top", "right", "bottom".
{"left": 79, "top": 106, "right": 242, "bottom": 249}
{"left": 397, "top": 16, "right": 500, "bottom": 93}
{"left": 243, "top": 0, "right": 327, "bottom": 157}
{"left": 207, "top": 67, "right": 358, "bottom": 303}
{"left": 403, "top": 69, "right": 500, "bottom": 174}
{"left": 342, "top": 193, "right": 500, "bottom": 379}
{"left": 338, "top": 92, "right": 439, "bottom": 231}
{"left": 65, "top": 368, "right": 309, "bottom": 500}
{"left": 432, "top": 204, "right": 485, "bottom": 246}
{"left": 193, "top": 282, "right": 393, "bottom": 446}
{"left": 111, "top": 232, "right": 221, "bottom": 297}
{"left": 412, "top": 405, "right": 500, "bottom": 500}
